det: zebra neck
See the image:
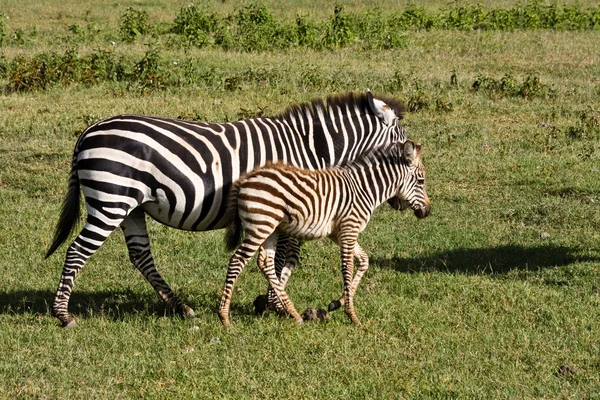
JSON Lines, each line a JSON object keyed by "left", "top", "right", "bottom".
{"left": 345, "top": 157, "right": 401, "bottom": 212}
{"left": 271, "top": 107, "right": 386, "bottom": 168}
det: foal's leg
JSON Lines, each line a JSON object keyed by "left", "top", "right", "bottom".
{"left": 328, "top": 244, "right": 369, "bottom": 312}
{"left": 259, "top": 234, "right": 303, "bottom": 323}
{"left": 328, "top": 244, "right": 369, "bottom": 314}
{"left": 121, "top": 208, "right": 194, "bottom": 318}
{"left": 219, "top": 237, "right": 263, "bottom": 327}
{"left": 256, "top": 235, "right": 289, "bottom": 315}
{"left": 264, "top": 236, "right": 301, "bottom": 315}
{"left": 337, "top": 235, "right": 362, "bottom": 324}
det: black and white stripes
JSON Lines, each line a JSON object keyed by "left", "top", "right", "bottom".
{"left": 220, "top": 141, "right": 430, "bottom": 326}
{"left": 45, "top": 90, "right": 408, "bottom": 327}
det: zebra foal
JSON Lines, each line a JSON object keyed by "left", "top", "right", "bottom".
{"left": 220, "top": 140, "right": 430, "bottom": 326}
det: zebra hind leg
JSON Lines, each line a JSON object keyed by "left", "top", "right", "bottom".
{"left": 52, "top": 217, "right": 123, "bottom": 328}
{"left": 259, "top": 234, "right": 303, "bottom": 324}
{"left": 219, "top": 237, "right": 263, "bottom": 327}
{"left": 257, "top": 235, "right": 298, "bottom": 316}
{"left": 121, "top": 208, "right": 195, "bottom": 319}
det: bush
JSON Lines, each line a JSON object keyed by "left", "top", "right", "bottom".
{"left": 120, "top": 7, "right": 149, "bottom": 43}
{"left": 322, "top": 5, "right": 354, "bottom": 49}
{"left": 0, "top": 13, "right": 7, "bottom": 46}
{"left": 171, "top": 4, "right": 220, "bottom": 47}
{"left": 133, "top": 47, "right": 163, "bottom": 89}
{"left": 472, "top": 74, "right": 553, "bottom": 99}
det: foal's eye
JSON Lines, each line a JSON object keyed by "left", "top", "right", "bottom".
{"left": 417, "top": 178, "right": 425, "bottom": 185}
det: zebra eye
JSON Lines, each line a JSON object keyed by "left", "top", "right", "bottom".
{"left": 417, "top": 178, "right": 425, "bottom": 185}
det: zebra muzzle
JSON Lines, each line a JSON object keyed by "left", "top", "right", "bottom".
{"left": 414, "top": 204, "right": 431, "bottom": 219}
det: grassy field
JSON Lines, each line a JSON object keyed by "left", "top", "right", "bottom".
{"left": 1, "top": 1, "right": 599, "bottom": 398}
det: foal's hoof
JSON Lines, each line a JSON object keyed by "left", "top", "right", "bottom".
{"left": 253, "top": 295, "right": 268, "bottom": 315}
{"left": 301, "top": 308, "right": 329, "bottom": 322}
{"left": 328, "top": 300, "right": 342, "bottom": 312}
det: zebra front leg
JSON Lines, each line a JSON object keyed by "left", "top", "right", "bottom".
{"left": 328, "top": 244, "right": 369, "bottom": 314}
{"left": 219, "top": 238, "right": 262, "bottom": 327}
{"left": 121, "top": 209, "right": 194, "bottom": 318}
{"left": 52, "top": 219, "right": 121, "bottom": 328}
{"left": 336, "top": 236, "right": 361, "bottom": 325}
{"left": 259, "top": 234, "right": 303, "bottom": 324}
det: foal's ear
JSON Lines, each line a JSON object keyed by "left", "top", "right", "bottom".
{"left": 366, "top": 88, "right": 397, "bottom": 127}
{"left": 403, "top": 141, "right": 416, "bottom": 164}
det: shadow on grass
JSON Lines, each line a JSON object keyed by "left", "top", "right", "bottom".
{"left": 372, "top": 244, "right": 598, "bottom": 275}
{"left": 0, "top": 288, "right": 236, "bottom": 321}
{"left": 3, "top": 244, "right": 596, "bottom": 321}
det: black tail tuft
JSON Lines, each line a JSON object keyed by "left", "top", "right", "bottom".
{"left": 45, "top": 173, "right": 81, "bottom": 259}
{"left": 224, "top": 183, "right": 243, "bottom": 251}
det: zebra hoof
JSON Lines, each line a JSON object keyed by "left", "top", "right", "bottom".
{"left": 253, "top": 295, "right": 268, "bottom": 315}
{"left": 183, "top": 305, "right": 196, "bottom": 318}
{"left": 63, "top": 320, "right": 78, "bottom": 329}
{"left": 328, "top": 300, "right": 342, "bottom": 312}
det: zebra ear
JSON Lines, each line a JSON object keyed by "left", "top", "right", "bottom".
{"left": 366, "top": 89, "right": 396, "bottom": 127}
{"left": 403, "top": 141, "right": 416, "bottom": 164}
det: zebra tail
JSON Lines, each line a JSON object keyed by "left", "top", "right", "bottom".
{"left": 45, "top": 171, "right": 81, "bottom": 259}
{"left": 224, "top": 183, "right": 243, "bottom": 252}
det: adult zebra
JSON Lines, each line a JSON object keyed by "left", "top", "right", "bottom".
{"left": 221, "top": 140, "right": 430, "bottom": 326}
{"left": 45, "top": 89, "right": 407, "bottom": 327}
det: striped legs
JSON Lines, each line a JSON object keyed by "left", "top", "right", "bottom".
{"left": 328, "top": 238, "right": 368, "bottom": 325}
{"left": 219, "top": 237, "right": 261, "bottom": 326}
{"left": 121, "top": 208, "right": 194, "bottom": 318}
{"left": 52, "top": 216, "right": 122, "bottom": 328}
{"left": 261, "top": 236, "right": 301, "bottom": 315}
{"left": 220, "top": 233, "right": 302, "bottom": 327}
{"left": 258, "top": 234, "right": 302, "bottom": 323}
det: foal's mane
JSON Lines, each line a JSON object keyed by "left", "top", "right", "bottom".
{"left": 273, "top": 91, "right": 405, "bottom": 122}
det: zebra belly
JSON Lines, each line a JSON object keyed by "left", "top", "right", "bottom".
{"left": 142, "top": 192, "right": 214, "bottom": 231}
{"left": 278, "top": 216, "right": 335, "bottom": 241}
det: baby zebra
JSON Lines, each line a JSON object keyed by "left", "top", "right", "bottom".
{"left": 220, "top": 140, "right": 430, "bottom": 326}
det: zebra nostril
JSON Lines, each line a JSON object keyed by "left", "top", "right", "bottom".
{"left": 414, "top": 205, "right": 431, "bottom": 219}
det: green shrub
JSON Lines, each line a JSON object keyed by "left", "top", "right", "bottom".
{"left": 472, "top": 74, "right": 553, "bottom": 99}
{"left": 230, "top": 3, "right": 282, "bottom": 51}
{"left": 171, "top": 4, "right": 220, "bottom": 47}
{"left": 352, "top": 8, "right": 407, "bottom": 50}
{"left": 295, "top": 16, "right": 319, "bottom": 48}
{"left": 119, "top": 7, "right": 149, "bottom": 43}
{"left": 322, "top": 5, "right": 354, "bottom": 49}
{"left": 133, "top": 47, "right": 163, "bottom": 89}
{"left": 0, "top": 13, "right": 7, "bottom": 46}
{"left": 389, "top": 5, "right": 438, "bottom": 30}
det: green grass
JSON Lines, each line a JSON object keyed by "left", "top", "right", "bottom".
{"left": 0, "top": 1, "right": 599, "bottom": 399}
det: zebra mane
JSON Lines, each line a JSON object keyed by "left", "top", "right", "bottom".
{"left": 337, "top": 142, "right": 406, "bottom": 170}
{"left": 245, "top": 142, "right": 406, "bottom": 178}
{"left": 273, "top": 91, "right": 406, "bottom": 123}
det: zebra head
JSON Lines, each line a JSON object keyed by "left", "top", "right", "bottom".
{"left": 393, "top": 141, "right": 431, "bottom": 219}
